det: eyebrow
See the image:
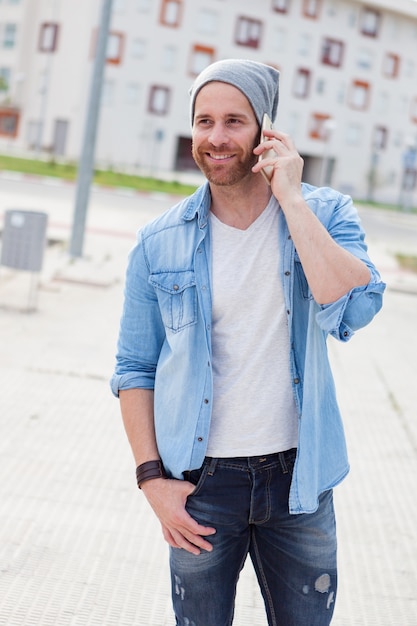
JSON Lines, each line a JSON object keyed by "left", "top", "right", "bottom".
{"left": 194, "top": 112, "right": 251, "bottom": 121}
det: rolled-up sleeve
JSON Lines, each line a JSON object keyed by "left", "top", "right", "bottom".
{"left": 306, "top": 190, "right": 386, "bottom": 341}
{"left": 315, "top": 278, "right": 385, "bottom": 341}
{"left": 110, "top": 232, "right": 165, "bottom": 397}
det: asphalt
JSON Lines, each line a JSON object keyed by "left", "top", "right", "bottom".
{"left": 0, "top": 176, "right": 417, "bottom": 625}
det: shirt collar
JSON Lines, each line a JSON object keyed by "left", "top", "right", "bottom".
{"left": 182, "top": 181, "right": 211, "bottom": 228}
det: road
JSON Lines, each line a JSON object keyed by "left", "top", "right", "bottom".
{"left": 0, "top": 176, "right": 416, "bottom": 259}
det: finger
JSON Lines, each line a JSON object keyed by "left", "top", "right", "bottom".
{"left": 165, "top": 525, "right": 215, "bottom": 555}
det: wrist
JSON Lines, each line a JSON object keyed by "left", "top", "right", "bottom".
{"left": 136, "top": 459, "right": 167, "bottom": 489}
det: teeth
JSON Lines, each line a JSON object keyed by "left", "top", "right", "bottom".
{"left": 210, "top": 154, "right": 232, "bottom": 160}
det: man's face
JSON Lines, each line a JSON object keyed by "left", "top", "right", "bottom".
{"left": 192, "top": 82, "right": 260, "bottom": 187}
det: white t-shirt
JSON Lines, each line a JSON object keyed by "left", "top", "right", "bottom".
{"left": 206, "top": 197, "right": 298, "bottom": 457}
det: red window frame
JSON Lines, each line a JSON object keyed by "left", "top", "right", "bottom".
{"left": 189, "top": 45, "right": 216, "bottom": 77}
{"left": 293, "top": 68, "right": 311, "bottom": 98}
{"left": 38, "top": 23, "right": 59, "bottom": 52}
{"left": 302, "top": 0, "right": 322, "bottom": 19}
{"left": 0, "top": 108, "right": 19, "bottom": 138}
{"left": 360, "top": 8, "right": 381, "bottom": 38}
{"left": 321, "top": 38, "right": 344, "bottom": 68}
{"left": 309, "top": 113, "right": 332, "bottom": 140}
{"left": 235, "top": 16, "right": 263, "bottom": 49}
{"left": 272, "top": 0, "right": 290, "bottom": 14}
{"left": 160, "top": 0, "right": 183, "bottom": 28}
{"left": 350, "top": 80, "right": 371, "bottom": 110}
{"left": 148, "top": 85, "right": 171, "bottom": 115}
{"left": 383, "top": 53, "right": 400, "bottom": 79}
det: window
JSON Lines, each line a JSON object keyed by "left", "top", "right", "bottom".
{"left": 0, "top": 107, "right": 19, "bottom": 138}
{"left": 272, "top": 0, "right": 290, "bottom": 13}
{"left": 161, "top": 45, "right": 177, "bottom": 71}
{"left": 360, "top": 8, "right": 381, "bottom": 38}
{"left": 2, "top": 23, "right": 17, "bottom": 48}
{"left": 126, "top": 83, "right": 141, "bottom": 105}
{"left": 0, "top": 68, "right": 10, "bottom": 92}
{"left": 101, "top": 80, "right": 114, "bottom": 106}
{"left": 273, "top": 27, "right": 287, "bottom": 53}
{"left": 298, "top": 33, "right": 312, "bottom": 56}
{"left": 357, "top": 48, "right": 373, "bottom": 70}
{"left": 107, "top": 32, "right": 124, "bottom": 64}
{"left": 373, "top": 126, "right": 388, "bottom": 150}
{"left": 131, "top": 38, "right": 146, "bottom": 59}
{"left": 309, "top": 113, "right": 332, "bottom": 140}
{"left": 376, "top": 91, "right": 389, "bottom": 115}
{"left": 235, "top": 16, "right": 263, "bottom": 49}
{"left": 316, "top": 78, "right": 326, "bottom": 95}
{"left": 321, "top": 38, "right": 344, "bottom": 67}
{"left": 160, "top": 0, "right": 182, "bottom": 27}
{"left": 293, "top": 68, "right": 311, "bottom": 98}
{"left": 405, "top": 59, "right": 415, "bottom": 79}
{"left": 189, "top": 45, "right": 215, "bottom": 76}
{"left": 148, "top": 85, "right": 170, "bottom": 115}
{"left": 336, "top": 81, "right": 345, "bottom": 104}
{"left": 346, "top": 123, "right": 362, "bottom": 146}
{"left": 350, "top": 80, "right": 371, "bottom": 110}
{"left": 91, "top": 30, "right": 124, "bottom": 64}
{"left": 383, "top": 53, "right": 400, "bottom": 79}
{"left": 38, "top": 23, "right": 59, "bottom": 52}
{"left": 197, "top": 9, "right": 218, "bottom": 34}
{"left": 303, "top": 0, "right": 321, "bottom": 19}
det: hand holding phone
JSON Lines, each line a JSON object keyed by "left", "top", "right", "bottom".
{"left": 258, "top": 113, "right": 275, "bottom": 185}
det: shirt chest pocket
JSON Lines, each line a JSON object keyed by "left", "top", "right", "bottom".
{"left": 149, "top": 270, "right": 198, "bottom": 332}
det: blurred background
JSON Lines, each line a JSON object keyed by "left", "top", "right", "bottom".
{"left": 0, "top": 0, "right": 416, "bottom": 205}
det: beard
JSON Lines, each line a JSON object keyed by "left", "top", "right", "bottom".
{"left": 192, "top": 135, "right": 260, "bottom": 187}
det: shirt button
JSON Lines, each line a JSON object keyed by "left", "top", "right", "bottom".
{"left": 284, "top": 271, "right": 291, "bottom": 276}
{"left": 204, "top": 398, "right": 209, "bottom": 404}
{"left": 197, "top": 437, "right": 203, "bottom": 442}
{"left": 173, "top": 284, "right": 179, "bottom": 291}
{"left": 343, "top": 331, "right": 349, "bottom": 337}
{"left": 294, "top": 378, "right": 300, "bottom": 384}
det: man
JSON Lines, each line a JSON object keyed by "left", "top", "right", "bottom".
{"left": 111, "top": 59, "right": 385, "bottom": 625}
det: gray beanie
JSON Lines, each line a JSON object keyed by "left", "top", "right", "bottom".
{"left": 189, "top": 59, "right": 280, "bottom": 127}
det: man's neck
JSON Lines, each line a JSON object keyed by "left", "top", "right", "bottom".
{"left": 209, "top": 176, "right": 272, "bottom": 230}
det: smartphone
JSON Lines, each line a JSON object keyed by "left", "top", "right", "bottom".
{"left": 258, "top": 113, "right": 275, "bottom": 184}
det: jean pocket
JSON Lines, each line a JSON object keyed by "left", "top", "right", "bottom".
{"left": 150, "top": 270, "right": 197, "bottom": 332}
{"left": 184, "top": 461, "right": 210, "bottom": 497}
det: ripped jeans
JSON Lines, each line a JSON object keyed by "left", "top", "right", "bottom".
{"left": 170, "top": 450, "right": 337, "bottom": 626}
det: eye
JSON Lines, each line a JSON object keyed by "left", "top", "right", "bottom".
{"left": 196, "top": 118, "right": 212, "bottom": 127}
{"left": 226, "top": 118, "right": 241, "bottom": 126}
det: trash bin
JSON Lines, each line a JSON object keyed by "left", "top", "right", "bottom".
{"left": 1, "top": 210, "right": 48, "bottom": 272}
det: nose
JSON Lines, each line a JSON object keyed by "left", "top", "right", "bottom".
{"left": 208, "top": 122, "right": 229, "bottom": 148}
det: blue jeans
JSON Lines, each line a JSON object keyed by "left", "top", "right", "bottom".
{"left": 170, "top": 450, "right": 337, "bottom": 626}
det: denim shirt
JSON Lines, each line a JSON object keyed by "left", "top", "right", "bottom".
{"left": 111, "top": 182, "right": 385, "bottom": 514}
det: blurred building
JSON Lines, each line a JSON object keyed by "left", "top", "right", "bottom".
{"left": 0, "top": 0, "right": 417, "bottom": 202}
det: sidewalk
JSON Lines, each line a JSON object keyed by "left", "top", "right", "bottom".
{"left": 0, "top": 185, "right": 417, "bottom": 625}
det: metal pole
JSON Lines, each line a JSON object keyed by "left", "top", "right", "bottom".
{"left": 69, "top": 0, "right": 113, "bottom": 258}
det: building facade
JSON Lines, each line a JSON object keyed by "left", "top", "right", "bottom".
{"left": 1, "top": 0, "right": 417, "bottom": 203}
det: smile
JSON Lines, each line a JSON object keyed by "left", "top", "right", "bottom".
{"left": 208, "top": 153, "right": 234, "bottom": 160}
